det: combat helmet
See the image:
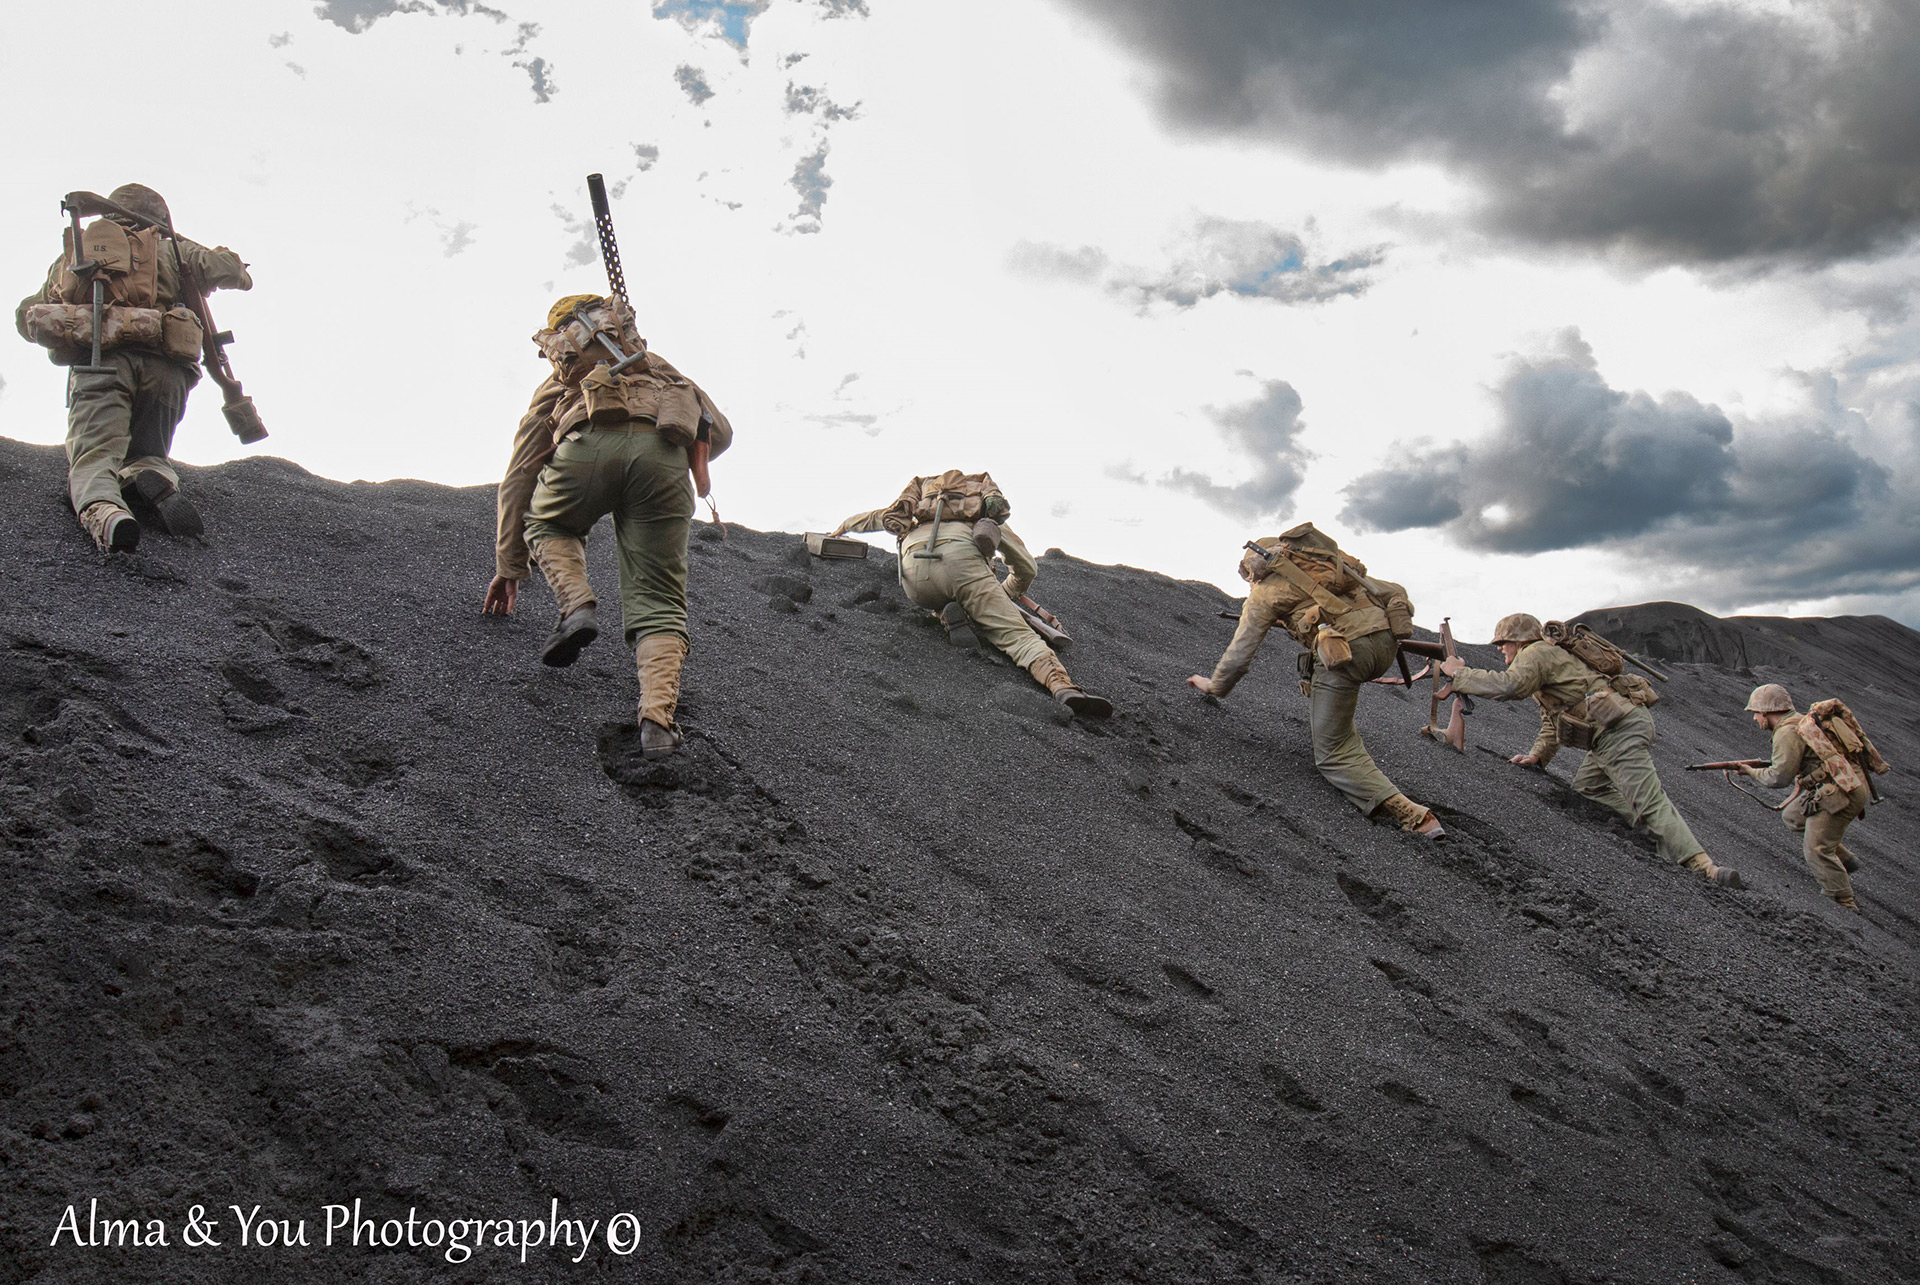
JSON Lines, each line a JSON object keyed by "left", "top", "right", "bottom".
{"left": 1744, "top": 683, "right": 1795, "bottom": 714}
{"left": 108, "top": 183, "right": 170, "bottom": 226}
{"left": 1490, "top": 613, "right": 1544, "bottom": 645}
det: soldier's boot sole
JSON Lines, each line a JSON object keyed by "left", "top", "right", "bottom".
{"left": 541, "top": 605, "right": 599, "bottom": 667}
{"left": 1056, "top": 688, "right": 1113, "bottom": 720}
{"left": 107, "top": 512, "right": 141, "bottom": 553}
{"left": 1712, "top": 868, "right": 1744, "bottom": 890}
{"left": 125, "top": 471, "right": 204, "bottom": 539}
{"left": 938, "top": 602, "right": 977, "bottom": 649}
{"left": 640, "top": 718, "right": 684, "bottom": 760}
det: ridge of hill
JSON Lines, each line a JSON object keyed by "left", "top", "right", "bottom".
{"left": 2, "top": 437, "right": 1917, "bottom": 1284}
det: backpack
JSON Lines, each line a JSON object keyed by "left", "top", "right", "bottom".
{"left": 1799, "top": 699, "right": 1890, "bottom": 794}
{"left": 1544, "top": 620, "right": 1659, "bottom": 709}
{"left": 1242, "top": 523, "right": 1415, "bottom": 640}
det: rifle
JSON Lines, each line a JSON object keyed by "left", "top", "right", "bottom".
{"left": 61, "top": 190, "right": 266, "bottom": 443}
{"left": 1418, "top": 617, "right": 1470, "bottom": 752}
{"left": 1689, "top": 760, "right": 1796, "bottom": 812}
{"left": 1015, "top": 595, "right": 1071, "bottom": 648}
{"left": 585, "top": 172, "right": 720, "bottom": 531}
{"left": 1686, "top": 759, "right": 1768, "bottom": 772}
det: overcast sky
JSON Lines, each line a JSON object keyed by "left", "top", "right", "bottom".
{"left": 3, "top": 0, "right": 1916, "bottom": 638}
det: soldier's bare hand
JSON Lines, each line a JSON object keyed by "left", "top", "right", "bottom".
{"left": 482, "top": 576, "right": 519, "bottom": 616}
{"left": 1439, "top": 656, "right": 1465, "bottom": 678}
{"left": 1186, "top": 675, "right": 1215, "bottom": 695}
{"left": 1509, "top": 753, "right": 1540, "bottom": 767}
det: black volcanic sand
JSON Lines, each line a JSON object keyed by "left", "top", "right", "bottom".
{"left": 2, "top": 435, "right": 1917, "bottom": 1284}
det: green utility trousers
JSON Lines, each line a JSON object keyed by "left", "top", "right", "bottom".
{"left": 898, "top": 528, "right": 1050, "bottom": 670}
{"left": 64, "top": 350, "right": 197, "bottom": 516}
{"left": 523, "top": 427, "right": 693, "bottom": 647}
{"left": 1569, "top": 706, "right": 1703, "bottom": 863}
{"left": 1308, "top": 628, "right": 1403, "bottom": 814}
{"left": 1782, "top": 782, "right": 1869, "bottom": 902}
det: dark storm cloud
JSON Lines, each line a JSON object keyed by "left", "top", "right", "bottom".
{"left": 1341, "top": 331, "right": 1915, "bottom": 604}
{"left": 1161, "top": 380, "right": 1314, "bottom": 520}
{"left": 1010, "top": 218, "right": 1379, "bottom": 309}
{"left": 1058, "top": 0, "right": 1920, "bottom": 264}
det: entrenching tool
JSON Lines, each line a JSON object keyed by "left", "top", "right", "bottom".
{"left": 914, "top": 491, "right": 958, "bottom": 561}
{"left": 60, "top": 197, "right": 112, "bottom": 376}
{"left": 583, "top": 171, "right": 722, "bottom": 532}
{"left": 61, "top": 191, "right": 266, "bottom": 441}
{"left": 1418, "top": 618, "right": 1471, "bottom": 752}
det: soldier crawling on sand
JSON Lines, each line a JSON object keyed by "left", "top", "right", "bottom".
{"left": 1186, "top": 522, "right": 1444, "bottom": 837}
{"left": 484, "top": 293, "right": 732, "bottom": 760}
{"left": 832, "top": 469, "right": 1111, "bottom": 719}
{"left": 15, "top": 183, "right": 257, "bottom": 553}
{"left": 1441, "top": 614, "right": 1740, "bottom": 888}
{"left": 1736, "top": 684, "right": 1888, "bottom": 911}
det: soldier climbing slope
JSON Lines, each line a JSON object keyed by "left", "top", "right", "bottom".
{"left": 1186, "top": 522, "right": 1444, "bottom": 838}
{"left": 483, "top": 294, "right": 732, "bottom": 759}
{"left": 1738, "top": 684, "right": 1886, "bottom": 911}
{"left": 15, "top": 184, "right": 254, "bottom": 553}
{"left": 1440, "top": 614, "right": 1740, "bottom": 887}
{"left": 831, "top": 470, "right": 1112, "bottom": 718}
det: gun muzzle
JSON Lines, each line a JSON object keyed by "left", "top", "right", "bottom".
{"left": 223, "top": 396, "right": 268, "bottom": 444}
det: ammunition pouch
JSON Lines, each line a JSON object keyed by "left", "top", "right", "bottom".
{"left": 1610, "top": 672, "right": 1660, "bottom": 708}
{"left": 160, "top": 305, "right": 202, "bottom": 362}
{"left": 582, "top": 366, "right": 629, "bottom": 424}
{"left": 1314, "top": 624, "right": 1353, "bottom": 669}
{"left": 1295, "top": 649, "right": 1315, "bottom": 697}
{"left": 1813, "top": 782, "right": 1852, "bottom": 815}
{"left": 1557, "top": 712, "right": 1596, "bottom": 751}
{"left": 21, "top": 301, "right": 164, "bottom": 361}
{"left": 1584, "top": 686, "right": 1635, "bottom": 732}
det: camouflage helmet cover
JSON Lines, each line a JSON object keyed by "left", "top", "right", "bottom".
{"left": 1490, "top": 612, "right": 1544, "bottom": 645}
{"left": 1745, "top": 683, "right": 1795, "bottom": 714}
{"left": 108, "top": 183, "right": 170, "bottom": 225}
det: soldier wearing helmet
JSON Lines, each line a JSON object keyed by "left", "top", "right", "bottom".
{"left": 1439, "top": 613, "right": 1739, "bottom": 889}
{"left": 1739, "top": 684, "right": 1866, "bottom": 910}
{"left": 14, "top": 183, "right": 253, "bottom": 552}
{"left": 483, "top": 294, "right": 732, "bottom": 759}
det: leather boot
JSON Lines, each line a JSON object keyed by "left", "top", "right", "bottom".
{"left": 124, "top": 469, "right": 203, "bottom": 539}
{"left": 1027, "top": 652, "right": 1112, "bottom": 719}
{"left": 1683, "top": 852, "right": 1743, "bottom": 889}
{"left": 637, "top": 633, "right": 689, "bottom": 757}
{"left": 541, "top": 605, "right": 599, "bottom": 667}
{"left": 938, "top": 601, "right": 978, "bottom": 649}
{"left": 81, "top": 501, "right": 139, "bottom": 553}
{"left": 1373, "top": 793, "right": 1446, "bottom": 838}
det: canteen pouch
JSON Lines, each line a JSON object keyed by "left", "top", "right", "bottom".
{"left": 1584, "top": 686, "right": 1636, "bottom": 731}
{"left": 582, "top": 366, "right": 629, "bottom": 425}
{"left": 160, "top": 306, "right": 203, "bottom": 361}
{"left": 1314, "top": 624, "right": 1353, "bottom": 669}
{"left": 1557, "top": 712, "right": 1596, "bottom": 751}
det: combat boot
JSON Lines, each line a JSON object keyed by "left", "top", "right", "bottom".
{"left": 1373, "top": 793, "right": 1446, "bottom": 839}
{"left": 1683, "top": 852, "right": 1743, "bottom": 889}
{"left": 541, "top": 606, "right": 599, "bottom": 667}
{"left": 637, "top": 633, "right": 689, "bottom": 758}
{"left": 123, "top": 469, "right": 203, "bottom": 539}
{"left": 1027, "top": 652, "right": 1112, "bottom": 719}
{"left": 80, "top": 501, "right": 140, "bottom": 553}
{"left": 938, "top": 601, "right": 978, "bottom": 649}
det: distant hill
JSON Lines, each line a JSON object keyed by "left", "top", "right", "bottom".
{"left": 2, "top": 435, "right": 1917, "bottom": 1284}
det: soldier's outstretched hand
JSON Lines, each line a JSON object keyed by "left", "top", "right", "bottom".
{"left": 1509, "top": 753, "right": 1540, "bottom": 767}
{"left": 482, "top": 575, "right": 520, "bottom": 616}
{"left": 1186, "top": 675, "right": 1216, "bottom": 695}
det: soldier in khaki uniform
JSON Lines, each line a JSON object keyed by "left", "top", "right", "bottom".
{"left": 1186, "top": 522, "right": 1443, "bottom": 837}
{"left": 483, "top": 294, "right": 731, "bottom": 758}
{"left": 833, "top": 470, "right": 1111, "bottom": 718}
{"left": 1738, "top": 684, "right": 1867, "bottom": 910}
{"left": 14, "top": 184, "right": 252, "bottom": 552}
{"left": 1440, "top": 613, "right": 1740, "bottom": 887}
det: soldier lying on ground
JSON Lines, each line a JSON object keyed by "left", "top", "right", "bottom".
{"left": 15, "top": 184, "right": 252, "bottom": 553}
{"left": 1439, "top": 613, "right": 1740, "bottom": 887}
{"left": 483, "top": 294, "right": 732, "bottom": 759}
{"left": 832, "top": 470, "right": 1111, "bottom": 718}
{"left": 1186, "top": 522, "right": 1443, "bottom": 838}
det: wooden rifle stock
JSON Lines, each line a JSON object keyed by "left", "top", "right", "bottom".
{"left": 1686, "top": 759, "right": 1769, "bottom": 771}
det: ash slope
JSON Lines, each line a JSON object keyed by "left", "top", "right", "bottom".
{"left": 2, "top": 435, "right": 1917, "bottom": 1285}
